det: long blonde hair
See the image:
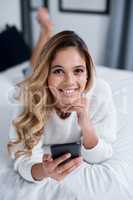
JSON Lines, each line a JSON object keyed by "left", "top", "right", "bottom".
{"left": 8, "top": 30, "right": 95, "bottom": 158}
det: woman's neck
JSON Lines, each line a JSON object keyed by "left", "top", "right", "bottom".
{"left": 54, "top": 106, "right": 71, "bottom": 119}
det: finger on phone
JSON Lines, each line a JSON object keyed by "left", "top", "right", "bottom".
{"left": 61, "top": 157, "right": 82, "bottom": 177}
{"left": 61, "top": 164, "right": 78, "bottom": 177}
{"left": 43, "top": 154, "right": 52, "bottom": 162}
{"left": 58, "top": 156, "right": 82, "bottom": 172}
{"left": 53, "top": 153, "right": 71, "bottom": 167}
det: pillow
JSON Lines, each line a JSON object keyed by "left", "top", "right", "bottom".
{"left": 1, "top": 61, "right": 30, "bottom": 84}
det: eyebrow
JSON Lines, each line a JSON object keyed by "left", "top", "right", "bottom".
{"left": 50, "top": 65, "right": 86, "bottom": 70}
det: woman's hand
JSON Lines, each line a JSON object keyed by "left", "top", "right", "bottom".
{"left": 62, "top": 95, "right": 90, "bottom": 129}
{"left": 42, "top": 154, "right": 82, "bottom": 181}
{"left": 61, "top": 96, "right": 99, "bottom": 149}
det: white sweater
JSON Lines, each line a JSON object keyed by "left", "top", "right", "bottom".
{"left": 9, "top": 78, "right": 117, "bottom": 183}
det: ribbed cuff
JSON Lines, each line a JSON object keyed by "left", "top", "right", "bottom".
{"left": 14, "top": 156, "right": 48, "bottom": 183}
{"left": 81, "top": 138, "right": 113, "bottom": 164}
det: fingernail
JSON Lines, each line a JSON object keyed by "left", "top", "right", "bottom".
{"left": 66, "top": 153, "right": 71, "bottom": 158}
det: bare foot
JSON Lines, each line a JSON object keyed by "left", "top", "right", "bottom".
{"left": 37, "top": 7, "right": 53, "bottom": 33}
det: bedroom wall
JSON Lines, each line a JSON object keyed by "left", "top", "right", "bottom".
{"left": 0, "top": 0, "right": 21, "bottom": 30}
{"left": 48, "top": 0, "right": 110, "bottom": 65}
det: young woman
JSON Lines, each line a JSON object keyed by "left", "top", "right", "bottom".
{"left": 8, "top": 29, "right": 117, "bottom": 184}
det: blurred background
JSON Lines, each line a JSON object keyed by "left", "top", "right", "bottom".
{"left": 0, "top": 0, "right": 133, "bottom": 72}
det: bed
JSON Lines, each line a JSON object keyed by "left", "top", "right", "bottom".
{"left": 0, "top": 62, "right": 133, "bottom": 200}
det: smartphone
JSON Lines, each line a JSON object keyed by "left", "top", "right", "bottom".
{"left": 51, "top": 142, "right": 81, "bottom": 163}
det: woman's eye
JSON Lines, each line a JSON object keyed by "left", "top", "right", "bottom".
{"left": 52, "top": 69, "right": 64, "bottom": 74}
{"left": 74, "top": 69, "right": 84, "bottom": 74}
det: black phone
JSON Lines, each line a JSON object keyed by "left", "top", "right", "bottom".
{"left": 51, "top": 142, "right": 81, "bottom": 163}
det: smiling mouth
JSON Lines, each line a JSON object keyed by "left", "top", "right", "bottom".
{"left": 58, "top": 88, "right": 79, "bottom": 97}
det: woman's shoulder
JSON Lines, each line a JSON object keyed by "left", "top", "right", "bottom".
{"left": 88, "top": 78, "right": 112, "bottom": 99}
{"left": 85, "top": 78, "right": 113, "bottom": 114}
{"left": 94, "top": 77, "right": 111, "bottom": 93}
{"left": 86, "top": 78, "right": 113, "bottom": 119}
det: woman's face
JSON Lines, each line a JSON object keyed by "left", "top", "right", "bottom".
{"left": 48, "top": 47, "right": 88, "bottom": 108}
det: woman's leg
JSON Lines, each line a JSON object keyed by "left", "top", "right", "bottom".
{"left": 30, "top": 7, "right": 53, "bottom": 68}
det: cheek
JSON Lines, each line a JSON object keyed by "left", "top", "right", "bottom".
{"left": 78, "top": 76, "right": 87, "bottom": 88}
{"left": 77, "top": 70, "right": 87, "bottom": 83}
{"left": 48, "top": 75, "right": 62, "bottom": 95}
{"left": 48, "top": 75, "right": 59, "bottom": 87}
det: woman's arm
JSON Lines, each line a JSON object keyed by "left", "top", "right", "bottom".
{"left": 8, "top": 104, "right": 49, "bottom": 183}
{"left": 81, "top": 79, "right": 117, "bottom": 163}
{"left": 81, "top": 121, "right": 98, "bottom": 149}
{"left": 64, "top": 79, "right": 117, "bottom": 164}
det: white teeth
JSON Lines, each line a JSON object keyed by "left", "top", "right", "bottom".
{"left": 64, "top": 90, "right": 74, "bottom": 94}
{"left": 59, "top": 89, "right": 76, "bottom": 96}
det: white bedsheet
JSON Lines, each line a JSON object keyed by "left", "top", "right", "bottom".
{"left": 0, "top": 64, "right": 133, "bottom": 200}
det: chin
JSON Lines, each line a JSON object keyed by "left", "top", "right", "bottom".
{"left": 52, "top": 90, "right": 82, "bottom": 106}
{"left": 60, "top": 96, "right": 79, "bottom": 106}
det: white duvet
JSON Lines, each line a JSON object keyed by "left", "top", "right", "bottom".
{"left": 0, "top": 64, "right": 133, "bottom": 200}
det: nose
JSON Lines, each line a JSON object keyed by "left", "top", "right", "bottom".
{"left": 64, "top": 73, "right": 75, "bottom": 85}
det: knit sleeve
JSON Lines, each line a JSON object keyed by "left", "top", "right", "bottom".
{"left": 81, "top": 79, "right": 117, "bottom": 164}
{"left": 12, "top": 144, "right": 51, "bottom": 183}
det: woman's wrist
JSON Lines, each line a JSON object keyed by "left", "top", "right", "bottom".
{"left": 82, "top": 125, "right": 99, "bottom": 149}
{"left": 81, "top": 115, "right": 92, "bottom": 132}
